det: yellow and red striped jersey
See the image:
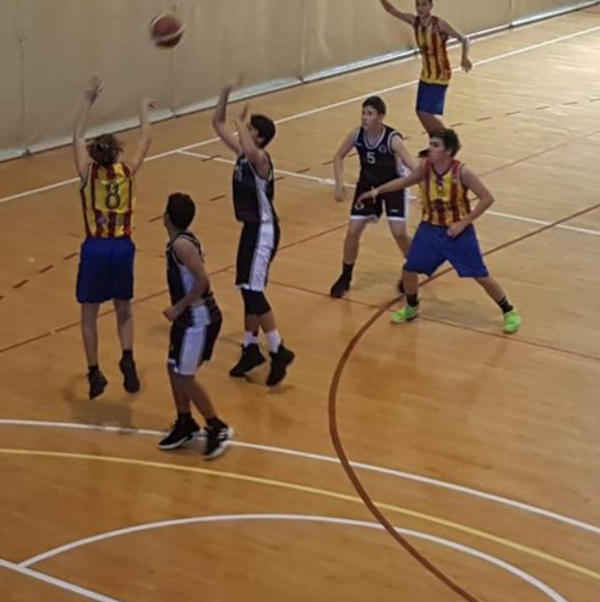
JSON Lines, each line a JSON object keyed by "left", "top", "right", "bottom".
{"left": 414, "top": 16, "right": 452, "bottom": 85}
{"left": 420, "top": 159, "right": 471, "bottom": 226}
{"left": 80, "top": 162, "right": 135, "bottom": 238}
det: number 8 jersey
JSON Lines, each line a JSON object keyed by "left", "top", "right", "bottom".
{"left": 80, "top": 162, "right": 135, "bottom": 238}
{"left": 353, "top": 126, "right": 407, "bottom": 188}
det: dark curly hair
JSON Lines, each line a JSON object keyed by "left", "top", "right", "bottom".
{"left": 88, "top": 134, "right": 123, "bottom": 168}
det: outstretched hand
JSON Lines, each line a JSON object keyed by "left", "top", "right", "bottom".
{"left": 238, "top": 103, "right": 249, "bottom": 124}
{"left": 84, "top": 76, "right": 102, "bottom": 104}
{"left": 356, "top": 188, "right": 377, "bottom": 204}
{"left": 141, "top": 98, "right": 157, "bottom": 110}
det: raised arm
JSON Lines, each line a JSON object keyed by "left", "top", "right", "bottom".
{"left": 73, "top": 77, "right": 102, "bottom": 179}
{"left": 129, "top": 99, "right": 154, "bottom": 174}
{"left": 234, "top": 106, "right": 270, "bottom": 180}
{"left": 163, "top": 238, "right": 210, "bottom": 322}
{"left": 212, "top": 84, "right": 242, "bottom": 155}
{"left": 440, "top": 19, "right": 472, "bottom": 72}
{"left": 379, "top": 0, "right": 416, "bottom": 25}
{"left": 333, "top": 129, "right": 357, "bottom": 202}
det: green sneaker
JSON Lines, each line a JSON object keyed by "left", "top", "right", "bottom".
{"left": 391, "top": 304, "right": 420, "bottom": 324}
{"left": 503, "top": 309, "right": 522, "bottom": 334}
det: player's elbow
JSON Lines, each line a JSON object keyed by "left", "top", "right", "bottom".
{"left": 481, "top": 194, "right": 494, "bottom": 208}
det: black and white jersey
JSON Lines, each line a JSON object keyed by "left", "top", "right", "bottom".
{"left": 354, "top": 125, "right": 408, "bottom": 187}
{"left": 166, "top": 232, "right": 221, "bottom": 328}
{"left": 232, "top": 154, "right": 278, "bottom": 224}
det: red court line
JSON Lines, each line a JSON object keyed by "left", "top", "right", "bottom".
{"left": 328, "top": 199, "right": 600, "bottom": 600}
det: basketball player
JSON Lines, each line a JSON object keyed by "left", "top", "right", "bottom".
{"left": 159, "top": 193, "right": 232, "bottom": 459}
{"left": 380, "top": 0, "right": 472, "bottom": 147}
{"left": 357, "top": 129, "right": 522, "bottom": 333}
{"left": 73, "top": 77, "right": 153, "bottom": 399}
{"left": 212, "top": 83, "right": 294, "bottom": 386}
{"left": 330, "top": 95, "right": 416, "bottom": 298}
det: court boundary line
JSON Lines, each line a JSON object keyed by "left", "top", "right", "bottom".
{"left": 178, "top": 148, "right": 600, "bottom": 238}
{"left": 1, "top": 419, "right": 599, "bottom": 537}
{"left": 2, "top": 22, "right": 600, "bottom": 206}
{"left": 328, "top": 196, "right": 600, "bottom": 598}
{"left": 17, "top": 513, "right": 568, "bottom": 602}
{"left": 0, "top": 556, "right": 122, "bottom": 602}
{"left": 1, "top": 447, "right": 597, "bottom": 586}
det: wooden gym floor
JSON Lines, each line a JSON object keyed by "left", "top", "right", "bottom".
{"left": 1, "top": 7, "right": 600, "bottom": 602}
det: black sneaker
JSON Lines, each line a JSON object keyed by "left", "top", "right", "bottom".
{"left": 330, "top": 274, "right": 351, "bottom": 298}
{"left": 204, "top": 424, "right": 234, "bottom": 460}
{"left": 266, "top": 344, "right": 295, "bottom": 387}
{"left": 158, "top": 417, "right": 201, "bottom": 450}
{"left": 88, "top": 369, "right": 108, "bottom": 400}
{"left": 119, "top": 356, "right": 140, "bottom": 393}
{"left": 229, "top": 343, "right": 266, "bottom": 377}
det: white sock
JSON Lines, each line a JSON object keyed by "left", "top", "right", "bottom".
{"left": 265, "top": 329, "right": 282, "bottom": 353}
{"left": 244, "top": 331, "right": 259, "bottom": 347}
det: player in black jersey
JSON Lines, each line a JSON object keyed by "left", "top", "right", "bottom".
{"left": 160, "top": 193, "right": 233, "bottom": 460}
{"left": 330, "top": 96, "right": 416, "bottom": 298}
{"left": 212, "top": 83, "right": 294, "bottom": 387}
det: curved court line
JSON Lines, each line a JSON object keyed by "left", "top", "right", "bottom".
{"left": 326, "top": 196, "right": 600, "bottom": 597}
{"left": 1, "top": 447, "right": 599, "bottom": 584}
{"left": 2, "top": 419, "right": 599, "bottom": 538}
{"left": 19, "top": 513, "right": 568, "bottom": 602}
{"left": 2, "top": 23, "right": 600, "bottom": 206}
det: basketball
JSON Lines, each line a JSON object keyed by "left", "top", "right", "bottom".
{"left": 150, "top": 15, "right": 184, "bottom": 48}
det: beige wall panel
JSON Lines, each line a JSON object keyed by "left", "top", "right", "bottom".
{"left": 432, "top": 0, "right": 512, "bottom": 33}
{"left": 19, "top": 0, "right": 176, "bottom": 151}
{"left": 172, "top": 0, "right": 303, "bottom": 112}
{"left": 0, "top": 0, "right": 25, "bottom": 157}
{"left": 511, "top": 0, "right": 596, "bottom": 21}
{"left": 302, "top": 0, "right": 414, "bottom": 77}
{"left": 0, "top": 0, "right": 595, "bottom": 157}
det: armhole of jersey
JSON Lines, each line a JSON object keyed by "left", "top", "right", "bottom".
{"left": 388, "top": 130, "right": 402, "bottom": 153}
{"left": 457, "top": 162, "right": 467, "bottom": 189}
{"left": 171, "top": 234, "right": 189, "bottom": 266}
{"left": 353, "top": 127, "right": 361, "bottom": 146}
{"left": 247, "top": 154, "right": 272, "bottom": 182}
{"left": 174, "top": 234, "right": 201, "bottom": 265}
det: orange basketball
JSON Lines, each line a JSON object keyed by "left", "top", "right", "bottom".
{"left": 150, "top": 15, "right": 184, "bottom": 48}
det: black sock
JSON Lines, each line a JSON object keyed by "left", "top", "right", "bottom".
{"left": 342, "top": 263, "right": 354, "bottom": 279}
{"left": 207, "top": 416, "right": 225, "bottom": 429}
{"left": 177, "top": 411, "right": 192, "bottom": 422}
{"left": 88, "top": 364, "right": 99, "bottom": 374}
{"left": 497, "top": 297, "right": 513, "bottom": 314}
{"left": 122, "top": 349, "right": 133, "bottom": 362}
{"left": 406, "top": 294, "right": 419, "bottom": 307}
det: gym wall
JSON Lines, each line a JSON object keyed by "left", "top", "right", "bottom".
{"left": 0, "top": 0, "right": 596, "bottom": 160}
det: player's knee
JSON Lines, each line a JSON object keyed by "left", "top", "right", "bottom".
{"left": 394, "top": 230, "right": 409, "bottom": 243}
{"left": 114, "top": 300, "right": 131, "bottom": 321}
{"left": 241, "top": 289, "right": 271, "bottom": 316}
{"left": 346, "top": 228, "right": 363, "bottom": 244}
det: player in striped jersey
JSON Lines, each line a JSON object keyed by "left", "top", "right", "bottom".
{"left": 380, "top": 0, "right": 472, "bottom": 144}
{"left": 73, "top": 78, "right": 153, "bottom": 399}
{"left": 357, "top": 129, "right": 522, "bottom": 334}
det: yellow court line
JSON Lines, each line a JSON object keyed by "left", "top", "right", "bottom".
{"left": 1, "top": 447, "right": 599, "bottom": 583}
